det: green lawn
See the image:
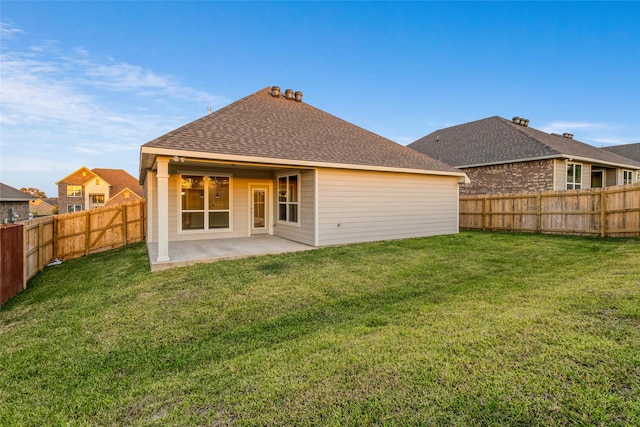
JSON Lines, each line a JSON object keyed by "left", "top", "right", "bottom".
{"left": 1, "top": 232, "right": 639, "bottom": 426}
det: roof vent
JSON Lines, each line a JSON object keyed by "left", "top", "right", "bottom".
{"left": 512, "top": 116, "right": 521, "bottom": 125}
{"left": 284, "top": 89, "right": 294, "bottom": 100}
{"left": 562, "top": 133, "right": 574, "bottom": 139}
{"left": 522, "top": 118, "right": 529, "bottom": 127}
{"left": 512, "top": 117, "right": 529, "bottom": 127}
{"left": 294, "top": 91, "right": 303, "bottom": 102}
{"left": 271, "top": 86, "right": 281, "bottom": 97}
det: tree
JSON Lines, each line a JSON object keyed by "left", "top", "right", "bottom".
{"left": 20, "top": 187, "right": 47, "bottom": 198}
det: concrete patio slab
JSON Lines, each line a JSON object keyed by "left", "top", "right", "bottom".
{"left": 147, "top": 235, "right": 315, "bottom": 272}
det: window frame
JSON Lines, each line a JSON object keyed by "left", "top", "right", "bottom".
{"left": 277, "top": 172, "right": 301, "bottom": 226}
{"left": 67, "top": 204, "right": 82, "bottom": 213}
{"left": 566, "top": 162, "right": 583, "bottom": 190}
{"left": 178, "top": 173, "right": 233, "bottom": 233}
{"left": 90, "top": 194, "right": 105, "bottom": 205}
{"left": 67, "top": 185, "right": 82, "bottom": 197}
{"left": 623, "top": 170, "right": 634, "bottom": 185}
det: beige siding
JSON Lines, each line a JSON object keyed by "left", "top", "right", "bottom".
{"left": 273, "top": 169, "right": 316, "bottom": 246}
{"left": 554, "top": 160, "right": 591, "bottom": 190}
{"left": 317, "top": 168, "right": 459, "bottom": 246}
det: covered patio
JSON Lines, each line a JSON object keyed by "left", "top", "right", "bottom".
{"left": 146, "top": 235, "right": 315, "bottom": 272}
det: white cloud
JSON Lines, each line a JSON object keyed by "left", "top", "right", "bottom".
{"left": 540, "top": 121, "right": 608, "bottom": 135}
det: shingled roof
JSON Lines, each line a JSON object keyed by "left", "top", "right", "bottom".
{"left": 601, "top": 142, "right": 640, "bottom": 162}
{"left": 140, "top": 86, "right": 464, "bottom": 178}
{"left": 0, "top": 182, "right": 35, "bottom": 202}
{"left": 92, "top": 169, "right": 144, "bottom": 198}
{"left": 409, "top": 116, "right": 640, "bottom": 169}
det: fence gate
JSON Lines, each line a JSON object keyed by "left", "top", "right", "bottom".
{"left": 1, "top": 224, "right": 24, "bottom": 305}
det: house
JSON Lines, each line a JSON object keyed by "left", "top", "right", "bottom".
{"left": 56, "top": 168, "right": 144, "bottom": 213}
{"left": 29, "top": 198, "right": 58, "bottom": 216}
{"left": 602, "top": 142, "right": 640, "bottom": 164}
{"left": 139, "top": 86, "right": 469, "bottom": 265}
{"left": 409, "top": 116, "right": 640, "bottom": 195}
{"left": 0, "top": 182, "right": 35, "bottom": 223}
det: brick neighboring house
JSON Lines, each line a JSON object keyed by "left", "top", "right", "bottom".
{"left": 29, "top": 198, "right": 58, "bottom": 216}
{"left": 56, "top": 167, "right": 144, "bottom": 214}
{"left": 409, "top": 116, "right": 640, "bottom": 195}
{"left": 0, "top": 182, "right": 35, "bottom": 223}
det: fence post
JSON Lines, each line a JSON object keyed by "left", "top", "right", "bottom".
{"left": 536, "top": 193, "right": 542, "bottom": 233}
{"left": 122, "top": 204, "right": 128, "bottom": 245}
{"left": 85, "top": 211, "right": 91, "bottom": 256}
{"left": 38, "top": 222, "right": 44, "bottom": 269}
{"left": 600, "top": 190, "right": 607, "bottom": 237}
{"left": 482, "top": 197, "right": 488, "bottom": 231}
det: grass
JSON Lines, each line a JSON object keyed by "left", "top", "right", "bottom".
{"left": 1, "top": 231, "right": 639, "bottom": 426}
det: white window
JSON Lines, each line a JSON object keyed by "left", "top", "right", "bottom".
{"left": 67, "top": 185, "right": 82, "bottom": 197}
{"left": 278, "top": 173, "right": 300, "bottom": 224}
{"left": 68, "top": 204, "right": 82, "bottom": 213}
{"left": 566, "top": 163, "right": 582, "bottom": 189}
{"left": 90, "top": 194, "right": 105, "bottom": 205}
{"left": 623, "top": 170, "right": 634, "bottom": 185}
{"left": 180, "top": 175, "right": 231, "bottom": 231}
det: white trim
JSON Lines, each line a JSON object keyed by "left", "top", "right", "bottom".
{"left": 314, "top": 168, "right": 319, "bottom": 247}
{"left": 249, "top": 183, "right": 272, "bottom": 236}
{"left": 140, "top": 147, "right": 469, "bottom": 180}
{"left": 276, "top": 171, "right": 302, "bottom": 227}
{"left": 566, "top": 162, "right": 583, "bottom": 190}
{"left": 156, "top": 158, "right": 170, "bottom": 262}
{"left": 146, "top": 170, "right": 154, "bottom": 243}
{"left": 177, "top": 172, "right": 234, "bottom": 234}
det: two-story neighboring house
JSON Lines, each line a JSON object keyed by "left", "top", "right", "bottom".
{"left": 409, "top": 116, "right": 640, "bottom": 195}
{"left": 56, "top": 167, "right": 144, "bottom": 213}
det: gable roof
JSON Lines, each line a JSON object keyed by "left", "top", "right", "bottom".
{"left": 140, "top": 86, "right": 466, "bottom": 180}
{"left": 92, "top": 169, "right": 144, "bottom": 198}
{"left": 0, "top": 182, "right": 35, "bottom": 202}
{"left": 601, "top": 142, "right": 640, "bottom": 162}
{"left": 56, "top": 166, "right": 98, "bottom": 185}
{"left": 409, "top": 116, "right": 640, "bottom": 169}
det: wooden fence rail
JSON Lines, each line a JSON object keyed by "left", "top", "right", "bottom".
{"left": 1, "top": 201, "right": 145, "bottom": 306}
{"left": 460, "top": 184, "right": 640, "bottom": 237}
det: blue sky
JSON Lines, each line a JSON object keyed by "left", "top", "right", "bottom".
{"left": 1, "top": 1, "right": 639, "bottom": 198}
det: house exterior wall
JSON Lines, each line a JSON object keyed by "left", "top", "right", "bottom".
{"left": 156, "top": 167, "right": 273, "bottom": 243}
{"left": 316, "top": 168, "right": 460, "bottom": 246}
{"left": 1, "top": 201, "right": 31, "bottom": 223}
{"left": 29, "top": 199, "right": 56, "bottom": 216}
{"left": 84, "top": 179, "right": 111, "bottom": 208}
{"left": 272, "top": 169, "right": 316, "bottom": 246}
{"left": 58, "top": 183, "right": 85, "bottom": 213}
{"left": 461, "top": 159, "right": 555, "bottom": 195}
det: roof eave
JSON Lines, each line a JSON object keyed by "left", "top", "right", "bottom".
{"left": 139, "top": 147, "right": 468, "bottom": 183}
{"left": 456, "top": 154, "right": 640, "bottom": 170}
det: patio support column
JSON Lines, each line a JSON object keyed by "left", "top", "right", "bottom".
{"left": 156, "top": 157, "right": 170, "bottom": 262}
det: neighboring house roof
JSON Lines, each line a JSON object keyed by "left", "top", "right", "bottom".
{"left": 91, "top": 168, "right": 144, "bottom": 198}
{"left": 56, "top": 166, "right": 98, "bottom": 185}
{"left": 601, "top": 143, "right": 640, "bottom": 162}
{"left": 409, "top": 116, "right": 640, "bottom": 169}
{"left": 30, "top": 198, "right": 58, "bottom": 207}
{"left": 0, "top": 183, "right": 35, "bottom": 202}
{"left": 140, "top": 86, "right": 466, "bottom": 180}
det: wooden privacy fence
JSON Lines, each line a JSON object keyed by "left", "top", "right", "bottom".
{"left": 460, "top": 184, "right": 640, "bottom": 237}
{"left": 1, "top": 201, "right": 145, "bottom": 306}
